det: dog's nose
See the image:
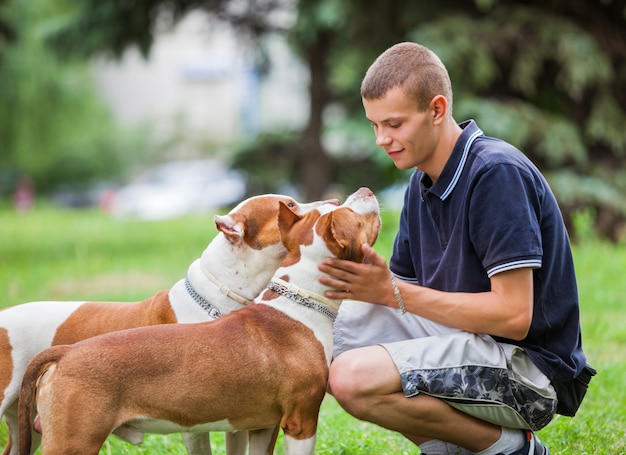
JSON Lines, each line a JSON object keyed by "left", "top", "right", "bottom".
{"left": 355, "top": 187, "right": 374, "bottom": 197}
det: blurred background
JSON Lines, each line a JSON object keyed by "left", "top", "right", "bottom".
{"left": 1, "top": 0, "right": 625, "bottom": 240}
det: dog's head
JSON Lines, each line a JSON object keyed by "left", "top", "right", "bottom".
{"left": 214, "top": 194, "right": 340, "bottom": 250}
{"left": 277, "top": 187, "right": 381, "bottom": 266}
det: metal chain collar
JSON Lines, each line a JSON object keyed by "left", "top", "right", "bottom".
{"left": 267, "top": 281, "right": 337, "bottom": 322}
{"left": 185, "top": 278, "right": 223, "bottom": 319}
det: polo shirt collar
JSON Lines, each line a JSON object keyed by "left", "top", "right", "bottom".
{"left": 420, "top": 119, "right": 484, "bottom": 201}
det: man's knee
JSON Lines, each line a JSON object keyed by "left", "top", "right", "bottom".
{"left": 328, "top": 350, "right": 362, "bottom": 405}
{"left": 329, "top": 346, "right": 401, "bottom": 415}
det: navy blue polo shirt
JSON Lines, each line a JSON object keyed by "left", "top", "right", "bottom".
{"left": 390, "top": 120, "right": 586, "bottom": 382}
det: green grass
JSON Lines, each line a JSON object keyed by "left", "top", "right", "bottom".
{"left": 0, "top": 204, "right": 623, "bottom": 454}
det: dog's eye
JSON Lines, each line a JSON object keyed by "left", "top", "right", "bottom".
{"left": 287, "top": 202, "right": 296, "bottom": 208}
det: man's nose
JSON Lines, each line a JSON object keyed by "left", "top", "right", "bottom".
{"left": 375, "top": 132, "right": 392, "bottom": 147}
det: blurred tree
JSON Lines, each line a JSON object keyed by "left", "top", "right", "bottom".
{"left": 0, "top": 0, "right": 149, "bottom": 199}
{"left": 0, "top": 0, "right": 16, "bottom": 58}
{"left": 3, "top": 0, "right": 625, "bottom": 238}
{"left": 44, "top": 0, "right": 291, "bottom": 58}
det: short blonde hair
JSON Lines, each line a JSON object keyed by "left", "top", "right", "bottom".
{"left": 360, "top": 42, "right": 453, "bottom": 113}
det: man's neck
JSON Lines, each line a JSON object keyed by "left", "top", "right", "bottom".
{"left": 422, "top": 118, "right": 463, "bottom": 183}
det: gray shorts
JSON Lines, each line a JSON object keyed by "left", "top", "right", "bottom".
{"left": 333, "top": 301, "right": 557, "bottom": 431}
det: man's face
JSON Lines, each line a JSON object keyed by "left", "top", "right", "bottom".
{"left": 363, "top": 86, "right": 438, "bottom": 172}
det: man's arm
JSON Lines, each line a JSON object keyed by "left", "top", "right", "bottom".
{"left": 319, "top": 244, "right": 533, "bottom": 341}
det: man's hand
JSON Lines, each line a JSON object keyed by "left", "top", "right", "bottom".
{"left": 318, "top": 244, "right": 395, "bottom": 306}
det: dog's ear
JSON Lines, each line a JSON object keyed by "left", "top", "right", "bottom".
{"left": 214, "top": 214, "right": 245, "bottom": 243}
{"left": 278, "top": 201, "right": 302, "bottom": 236}
{"left": 321, "top": 210, "right": 366, "bottom": 263}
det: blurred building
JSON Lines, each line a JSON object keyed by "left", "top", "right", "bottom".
{"left": 92, "top": 10, "right": 308, "bottom": 144}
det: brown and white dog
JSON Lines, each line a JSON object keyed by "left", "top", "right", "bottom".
{"left": 18, "top": 187, "right": 380, "bottom": 455}
{"left": 0, "top": 193, "right": 338, "bottom": 455}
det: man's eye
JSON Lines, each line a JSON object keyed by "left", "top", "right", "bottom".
{"left": 389, "top": 123, "right": 401, "bottom": 129}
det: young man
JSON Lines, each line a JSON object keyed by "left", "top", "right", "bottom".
{"left": 318, "top": 42, "right": 591, "bottom": 455}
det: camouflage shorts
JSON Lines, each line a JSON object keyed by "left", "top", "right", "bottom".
{"left": 381, "top": 332, "right": 557, "bottom": 431}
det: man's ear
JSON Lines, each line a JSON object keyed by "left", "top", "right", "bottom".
{"left": 431, "top": 95, "right": 448, "bottom": 124}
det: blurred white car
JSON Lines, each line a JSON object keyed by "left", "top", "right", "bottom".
{"left": 108, "top": 159, "right": 247, "bottom": 220}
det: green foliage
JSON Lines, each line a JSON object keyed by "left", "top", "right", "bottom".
{"left": 454, "top": 98, "right": 589, "bottom": 168}
{"left": 290, "top": 0, "right": 346, "bottom": 48}
{"left": 232, "top": 132, "right": 302, "bottom": 196}
{"left": 546, "top": 171, "right": 626, "bottom": 242}
{"left": 0, "top": 0, "right": 149, "bottom": 197}
{"left": 587, "top": 89, "right": 626, "bottom": 154}
{"left": 44, "top": 0, "right": 167, "bottom": 58}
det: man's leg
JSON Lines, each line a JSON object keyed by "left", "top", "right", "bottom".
{"left": 329, "top": 345, "right": 502, "bottom": 452}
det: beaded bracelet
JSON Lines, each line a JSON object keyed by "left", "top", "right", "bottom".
{"left": 390, "top": 275, "right": 406, "bottom": 314}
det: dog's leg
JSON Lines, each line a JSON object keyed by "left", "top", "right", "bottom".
{"left": 284, "top": 434, "right": 316, "bottom": 455}
{"left": 3, "top": 403, "right": 41, "bottom": 455}
{"left": 1, "top": 403, "right": 18, "bottom": 455}
{"left": 248, "top": 427, "right": 279, "bottom": 455}
{"left": 111, "top": 425, "right": 145, "bottom": 445}
{"left": 39, "top": 429, "right": 105, "bottom": 455}
{"left": 2, "top": 419, "right": 38, "bottom": 455}
{"left": 224, "top": 431, "right": 247, "bottom": 455}
{"left": 26, "top": 431, "right": 40, "bottom": 455}
{"left": 182, "top": 433, "right": 213, "bottom": 455}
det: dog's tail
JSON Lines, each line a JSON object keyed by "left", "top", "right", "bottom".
{"left": 18, "top": 345, "right": 71, "bottom": 455}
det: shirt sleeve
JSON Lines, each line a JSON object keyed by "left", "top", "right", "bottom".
{"left": 468, "top": 163, "right": 544, "bottom": 277}
{"left": 389, "top": 181, "right": 419, "bottom": 282}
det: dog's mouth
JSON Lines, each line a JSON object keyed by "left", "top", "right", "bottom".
{"left": 344, "top": 187, "right": 381, "bottom": 247}
{"left": 343, "top": 187, "right": 380, "bottom": 216}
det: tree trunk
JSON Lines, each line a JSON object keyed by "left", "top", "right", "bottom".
{"left": 298, "top": 30, "right": 333, "bottom": 201}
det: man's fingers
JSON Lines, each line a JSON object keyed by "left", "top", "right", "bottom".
{"left": 318, "top": 274, "right": 347, "bottom": 289}
{"left": 319, "top": 258, "right": 360, "bottom": 275}
{"left": 362, "top": 243, "right": 387, "bottom": 266}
